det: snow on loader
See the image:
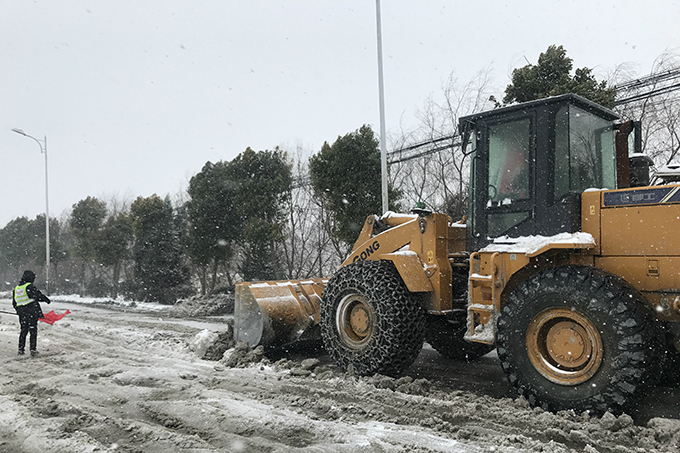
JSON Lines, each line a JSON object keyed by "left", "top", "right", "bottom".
{"left": 235, "top": 94, "right": 680, "bottom": 415}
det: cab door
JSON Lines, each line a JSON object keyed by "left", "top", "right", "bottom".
{"left": 469, "top": 113, "right": 536, "bottom": 250}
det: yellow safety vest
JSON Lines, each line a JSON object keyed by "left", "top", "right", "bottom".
{"left": 14, "top": 283, "right": 34, "bottom": 307}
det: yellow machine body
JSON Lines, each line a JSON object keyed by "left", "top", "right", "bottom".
{"left": 463, "top": 184, "right": 680, "bottom": 345}
{"left": 585, "top": 187, "right": 680, "bottom": 320}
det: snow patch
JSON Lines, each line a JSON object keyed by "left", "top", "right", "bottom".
{"left": 50, "top": 294, "right": 168, "bottom": 311}
{"left": 480, "top": 232, "right": 595, "bottom": 255}
{"left": 249, "top": 279, "right": 328, "bottom": 288}
{"left": 584, "top": 187, "right": 607, "bottom": 192}
{"left": 380, "top": 211, "right": 417, "bottom": 221}
{"left": 190, "top": 329, "right": 219, "bottom": 358}
{"left": 390, "top": 250, "right": 418, "bottom": 257}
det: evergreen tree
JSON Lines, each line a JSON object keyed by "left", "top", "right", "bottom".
{"left": 186, "top": 161, "right": 239, "bottom": 294}
{"left": 130, "top": 194, "right": 192, "bottom": 303}
{"left": 503, "top": 45, "right": 616, "bottom": 108}
{"left": 309, "top": 125, "right": 401, "bottom": 246}
{"left": 229, "top": 148, "right": 292, "bottom": 281}
{"left": 70, "top": 197, "right": 107, "bottom": 263}
{"left": 70, "top": 197, "right": 108, "bottom": 294}
{"left": 0, "top": 215, "right": 65, "bottom": 292}
{"left": 97, "top": 212, "right": 133, "bottom": 297}
{"left": 0, "top": 217, "right": 40, "bottom": 270}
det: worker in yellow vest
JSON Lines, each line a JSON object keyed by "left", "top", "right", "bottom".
{"left": 13, "top": 270, "right": 51, "bottom": 356}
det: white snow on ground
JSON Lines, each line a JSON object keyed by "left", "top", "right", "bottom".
{"left": 0, "top": 295, "right": 679, "bottom": 452}
{"left": 0, "top": 297, "right": 495, "bottom": 452}
{"left": 0, "top": 291, "right": 169, "bottom": 312}
{"left": 189, "top": 329, "right": 220, "bottom": 358}
{"left": 50, "top": 294, "right": 170, "bottom": 311}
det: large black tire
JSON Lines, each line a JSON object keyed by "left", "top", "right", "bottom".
{"left": 497, "top": 265, "right": 661, "bottom": 415}
{"left": 320, "top": 260, "right": 426, "bottom": 377}
{"left": 659, "top": 330, "right": 680, "bottom": 385}
{"left": 426, "top": 314, "right": 494, "bottom": 361}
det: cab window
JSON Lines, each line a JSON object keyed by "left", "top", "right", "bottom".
{"left": 487, "top": 118, "right": 531, "bottom": 204}
{"left": 554, "top": 105, "right": 616, "bottom": 199}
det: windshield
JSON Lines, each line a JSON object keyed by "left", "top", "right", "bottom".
{"left": 555, "top": 105, "right": 616, "bottom": 198}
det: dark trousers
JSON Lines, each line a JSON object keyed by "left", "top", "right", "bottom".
{"left": 16, "top": 304, "right": 40, "bottom": 352}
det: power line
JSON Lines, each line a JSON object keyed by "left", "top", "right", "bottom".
{"left": 614, "top": 67, "right": 680, "bottom": 106}
{"left": 290, "top": 67, "right": 680, "bottom": 174}
{"left": 390, "top": 67, "right": 680, "bottom": 163}
{"left": 615, "top": 67, "right": 680, "bottom": 91}
{"left": 290, "top": 134, "right": 463, "bottom": 188}
{"left": 387, "top": 135, "right": 460, "bottom": 164}
{"left": 615, "top": 81, "right": 680, "bottom": 105}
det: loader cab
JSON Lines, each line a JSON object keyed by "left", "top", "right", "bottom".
{"left": 460, "top": 94, "right": 620, "bottom": 251}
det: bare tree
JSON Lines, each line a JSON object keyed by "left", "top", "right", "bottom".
{"left": 100, "top": 190, "right": 134, "bottom": 216}
{"left": 613, "top": 52, "right": 680, "bottom": 167}
{"left": 391, "top": 68, "right": 497, "bottom": 216}
{"left": 280, "top": 145, "right": 343, "bottom": 279}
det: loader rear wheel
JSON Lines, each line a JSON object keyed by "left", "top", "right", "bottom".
{"left": 426, "top": 314, "right": 494, "bottom": 361}
{"left": 320, "top": 260, "right": 426, "bottom": 377}
{"left": 497, "top": 265, "right": 660, "bottom": 415}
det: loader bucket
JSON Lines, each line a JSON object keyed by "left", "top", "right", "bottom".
{"left": 234, "top": 279, "right": 328, "bottom": 348}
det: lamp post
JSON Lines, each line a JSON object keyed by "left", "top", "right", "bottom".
{"left": 375, "top": 0, "right": 388, "bottom": 214}
{"left": 12, "top": 128, "right": 50, "bottom": 295}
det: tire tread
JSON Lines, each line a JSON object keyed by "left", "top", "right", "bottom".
{"left": 320, "top": 260, "right": 425, "bottom": 376}
{"left": 497, "top": 265, "right": 661, "bottom": 415}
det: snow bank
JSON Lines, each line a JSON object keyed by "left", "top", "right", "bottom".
{"left": 168, "top": 294, "right": 234, "bottom": 316}
{"left": 50, "top": 294, "right": 168, "bottom": 312}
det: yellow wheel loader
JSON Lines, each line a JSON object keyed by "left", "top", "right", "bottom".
{"left": 235, "top": 93, "right": 679, "bottom": 414}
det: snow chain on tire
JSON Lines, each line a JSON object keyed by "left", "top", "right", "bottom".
{"left": 320, "top": 260, "right": 426, "bottom": 377}
{"left": 497, "top": 265, "right": 662, "bottom": 415}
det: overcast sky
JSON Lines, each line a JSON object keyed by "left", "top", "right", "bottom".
{"left": 2, "top": 0, "right": 679, "bottom": 228}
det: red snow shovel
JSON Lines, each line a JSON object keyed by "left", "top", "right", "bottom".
{"left": 39, "top": 310, "right": 71, "bottom": 325}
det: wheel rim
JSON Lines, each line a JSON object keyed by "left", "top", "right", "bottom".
{"left": 336, "top": 293, "right": 375, "bottom": 349}
{"left": 526, "top": 308, "right": 603, "bottom": 385}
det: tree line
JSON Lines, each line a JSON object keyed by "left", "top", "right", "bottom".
{"left": 0, "top": 132, "right": 397, "bottom": 302}
{"left": 2, "top": 46, "right": 677, "bottom": 302}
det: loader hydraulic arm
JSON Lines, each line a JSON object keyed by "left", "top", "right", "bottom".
{"left": 342, "top": 212, "right": 454, "bottom": 314}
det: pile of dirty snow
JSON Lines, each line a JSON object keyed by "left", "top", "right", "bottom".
{"left": 167, "top": 294, "right": 234, "bottom": 317}
{"left": 189, "top": 320, "right": 235, "bottom": 360}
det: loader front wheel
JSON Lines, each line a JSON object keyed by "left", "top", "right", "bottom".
{"left": 320, "top": 260, "right": 426, "bottom": 376}
{"left": 497, "top": 265, "right": 660, "bottom": 415}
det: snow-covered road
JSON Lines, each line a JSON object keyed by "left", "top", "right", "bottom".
{"left": 1, "top": 297, "right": 679, "bottom": 452}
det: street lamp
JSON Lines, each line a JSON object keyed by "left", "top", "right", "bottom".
{"left": 375, "top": 0, "right": 388, "bottom": 214}
{"left": 11, "top": 128, "right": 50, "bottom": 295}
